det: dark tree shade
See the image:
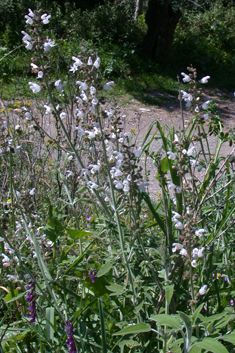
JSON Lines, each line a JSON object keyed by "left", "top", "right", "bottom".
{"left": 143, "top": 0, "right": 181, "bottom": 62}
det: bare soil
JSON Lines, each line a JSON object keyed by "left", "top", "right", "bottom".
{"left": 120, "top": 88, "right": 235, "bottom": 196}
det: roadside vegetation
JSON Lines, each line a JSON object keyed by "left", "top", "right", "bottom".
{"left": 1, "top": 2, "right": 235, "bottom": 352}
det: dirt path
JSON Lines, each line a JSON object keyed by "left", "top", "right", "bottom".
{"left": 121, "top": 88, "right": 235, "bottom": 196}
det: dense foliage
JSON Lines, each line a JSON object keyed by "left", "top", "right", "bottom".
{"left": 0, "top": 7, "right": 235, "bottom": 353}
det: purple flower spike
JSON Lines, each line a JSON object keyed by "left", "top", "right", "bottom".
{"left": 89, "top": 268, "right": 98, "bottom": 283}
{"left": 25, "top": 279, "right": 36, "bottom": 323}
{"left": 65, "top": 320, "right": 77, "bottom": 353}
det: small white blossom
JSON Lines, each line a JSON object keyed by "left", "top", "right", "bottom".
{"left": 29, "top": 188, "right": 36, "bottom": 195}
{"left": 25, "top": 14, "right": 33, "bottom": 25}
{"left": 87, "top": 56, "right": 93, "bottom": 65}
{"left": 113, "top": 180, "right": 123, "bottom": 189}
{"left": 90, "top": 86, "right": 96, "bottom": 95}
{"left": 134, "top": 147, "right": 142, "bottom": 158}
{"left": 28, "top": 8, "right": 34, "bottom": 18}
{"left": 21, "top": 31, "right": 31, "bottom": 42}
{"left": 180, "top": 248, "right": 187, "bottom": 256}
{"left": 76, "top": 109, "right": 84, "bottom": 120}
{"left": 199, "top": 285, "right": 207, "bottom": 295}
{"left": 41, "top": 13, "right": 51, "bottom": 24}
{"left": 44, "top": 39, "right": 55, "bottom": 52}
{"left": 54, "top": 79, "right": 64, "bottom": 91}
{"left": 172, "top": 242, "right": 183, "bottom": 252}
{"left": 202, "top": 100, "right": 211, "bottom": 110}
{"left": 60, "top": 112, "right": 67, "bottom": 120}
{"left": 93, "top": 57, "right": 100, "bottom": 69}
{"left": 175, "top": 220, "right": 184, "bottom": 230}
{"left": 181, "top": 72, "right": 191, "bottom": 83}
{"left": 25, "top": 41, "right": 33, "bottom": 50}
{"left": 187, "top": 146, "right": 197, "bottom": 157}
{"left": 29, "top": 82, "right": 41, "bottom": 93}
{"left": 191, "top": 260, "right": 197, "bottom": 268}
{"left": 37, "top": 71, "right": 43, "bottom": 79}
{"left": 195, "top": 228, "right": 205, "bottom": 237}
{"left": 103, "top": 81, "right": 115, "bottom": 91}
{"left": 167, "top": 151, "right": 176, "bottom": 160}
{"left": 201, "top": 76, "right": 210, "bottom": 84}
{"left": 88, "top": 181, "right": 98, "bottom": 189}
{"left": 195, "top": 105, "right": 200, "bottom": 113}
{"left": 44, "top": 105, "right": 51, "bottom": 114}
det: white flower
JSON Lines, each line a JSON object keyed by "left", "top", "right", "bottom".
{"left": 29, "top": 82, "right": 41, "bottom": 93}
{"left": 167, "top": 151, "right": 176, "bottom": 160}
{"left": 37, "top": 71, "right": 43, "bottom": 79}
{"left": 89, "top": 164, "right": 100, "bottom": 174}
{"left": 70, "top": 56, "right": 83, "bottom": 73}
{"left": 7, "top": 275, "right": 19, "bottom": 282}
{"left": 113, "top": 180, "right": 123, "bottom": 189}
{"left": 76, "top": 109, "right": 84, "bottom": 119}
{"left": 172, "top": 211, "right": 181, "bottom": 220}
{"left": 29, "top": 188, "right": 35, "bottom": 195}
{"left": 174, "top": 134, "right": 179, "bottom": 143}
{"left": 103, "top": 81, "right": 115, "bottom": 91}
{"left": 0, "top": 237, "right": 4, "bottom": 241}
{"left": 88, "top": 181, "right": 98, "bottom": 189}
{"left": 16, "top": 190, "right": 21, "bottom": 197}
{"left": 2, "top": 254, "right": 12, "bottom": 267}
{"left": 25, "top": 111, "right": 32, "bottom": 120}
{"left": 44, "top": 105, "right": 51, "bottom": 114}
{"left": 181, "top": 90, "right": 193, "bottom": 103}
{"left": 87, "top": 56, "right": 93, "bottom": 65}
{"left": 201, "top": 76, "right": 210, "bottom": 84}
{"left": 199, "top": 285, "right": 207, "bottom": 295}
{"left": 105, "top": 109, "right": 115, "bottom": 119}
{"left": 54, "top": 79, "right": 64, "bottom": 91}
{"left": 25, "top": 14, "right": 33, "bottom": 25}
{"left": 60, "top": 112, "right": 67, "bottom": 120}
{"left": 21, "top": 31, "right": 31, "bottom": 42}
{"left": 134, "top": 146, "right": 142, "bottom": 158}
{"left": 25, "top": 41, "right": 33, "bottom": 50}
{"left": 93, "top": 57, "right": 100, "bottom": 69}
{"left": 195, "top": 105, "right": 200, "bottom": 113}
{"left": 181, "top": 72, "right": 191, "bottom": 83}
{"left": 90, "top": 86, "right": 96, "bottom": 95}
{"left": 110, "top": 167, "right": 123, "bottom": 178}
{"left": 66, "top": 170, "right": 74, "bottom": 178}
{"left": 28, "top": 8, "right": 34, "bottom": 18}
{"left": 202, "top": 100, "right": 211, "bottom": 110}
{"left": 191, "top": 259, "right": 197, "bottom": 268}
{"left": 30, "top": 62, "right": 38, "bottom": 70}
{"left": 92, "top": 97, "right": 98, "bottom": 105}
{"left": 187, "top": 146, "right": 197, "bottom": 157}
{"left": 85, "top": 130, "right": 96, "bottom": 139}
{"left": 172, "top": 243, "right": 183, "bottom": 252}
{"left": 175, "top": 220, "right": 184, "bottom": 230}
{"left": 44, "top": 39, "right": 55, "bottom": 52}
{"left": 76, "top": 81, "right": 88, "bottom": 90}
{"left": 195, "top": 228, "right": 205, "bottom": 237}
{"left": 41, "top": 13, "right": 51, "bottom": 24}
{"left": 180, "top": 248, "right": 187, "bottom": 256}
{"left": 80, "top": 91, "right": 87, "bottom": 101}
{"left": 167, "top": 181, "right": 177, "bottom": 192}
{"left": 75, "top": 126, "right": 86, "bottom": 137}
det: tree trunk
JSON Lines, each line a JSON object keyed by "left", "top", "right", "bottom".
{"left": 134, "top": 0, "right": 144, "bottom": 20}
{"left": 143, "top": 0, "right": 181, "bottom": 62}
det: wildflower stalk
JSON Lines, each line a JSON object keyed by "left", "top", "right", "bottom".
{"left": 42, "top": 75, "right": 113, "bottom": 221}
{"left": 96, "top": 107, "right": 139, "bottom": 314}
{"left": 9, "top": 144, "right": 16, "bottom": 232}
